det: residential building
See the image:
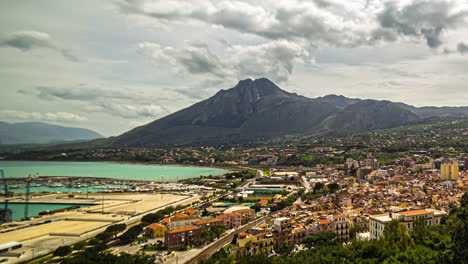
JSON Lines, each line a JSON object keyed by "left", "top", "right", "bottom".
{"left": 369, "top": 209, "right": 447, "bottom": 240}
{"left": 329, "top": 214, "right": 350, "bottom": 239}
{"left": 229, "top": 232, "right": 275, "bottom": 259}
{"left": 274, "top": 217, "right": 292, "bottom": 232}
{"left": 194, "top": 217, "right": 224, "bottom": 231}
{"left": 357, "top": 167, "right": 373, "bottom": 180}
{"left": 164, "top": 213, "right": 201, "bottom": 230}
{"left": 233, "top": 208, "right": 255, "bottom": 225}
{"left": 365, "top": 158, "right": 379, "bottom": 171}
{"left": 165, "top": 226, "right": 202, "bottom": 249}
{"left": 440, "top": 163, "right": 459, "bottom": 180}
{"left": 217, "top": 213, "right": 242, "bottom": 229}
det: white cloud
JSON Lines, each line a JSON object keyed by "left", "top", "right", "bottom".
{"left": 0, "top": 110, "right": 87, "bottom": 123}
{"left": 137, "top": 40, "right": 307, "bottom": 83}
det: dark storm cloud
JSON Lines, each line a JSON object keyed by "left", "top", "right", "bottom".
{"left": 376, "top": 1, "right": 468, "bottom": 48}
{"left": 34, "top": 86, "right": 131, "bottom": 101}
{"left": 117, "top": 0, "right": 468, "bottom": 50}
{"left": 0, "top": 31, "right": 79, "bottom": 61}
{"left": 457, "top": 42, "right": 468, "bottom": 53}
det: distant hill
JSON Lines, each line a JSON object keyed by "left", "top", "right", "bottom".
{"left": 315, "top": 94, "right": 362, "bottom": 108}
{"left": 112, "top": 78, "right": 467, "bottom": 147}
{"left": 0, "top": 122, "right": 103, "bottom": 145}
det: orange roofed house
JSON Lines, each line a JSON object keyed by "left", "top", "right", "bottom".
{"left": 163, "top": 212, "right": 201, "bottom": 230}
{"left": 165, "top": 226, "right": 202, "bottom": 249}
{"left": 369, "top": 208, "right": 447, "bottom": 240}
{"left": 145, "top": 223, "right": 167, "bottom": 238}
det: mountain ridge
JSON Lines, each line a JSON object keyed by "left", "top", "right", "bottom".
{"left": 111, "top": 78, "right": 468, "bottom": 147}
{"left": 0, "top": 121, "right": 104, "bottom": 145}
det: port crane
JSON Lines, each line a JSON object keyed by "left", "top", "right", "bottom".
{"left": 23, "top": 173, "right": 38, "bottom": 220}
{"left": 1, "top": 169, "right": 12, "bottom": 223}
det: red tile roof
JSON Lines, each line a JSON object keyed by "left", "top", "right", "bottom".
{"left": 174, "top": 213, "right": 189, "bottom": 217}
{"left": 398, "top": 209, "right": 430, "bottom": 216}
{"left": 217, "top": 213, "right": 241, "bottom": 218}
{"left": 166, "top": 225, "right": 200, "bottom": 234}
{"left": 194, "top": 218, "right": 222, "bottom": 225}
{"left": 148, "top": 223, "right": 166, "bottom": 230}
{"left": 185, "top": 209, "right": 198, "bottom": 214}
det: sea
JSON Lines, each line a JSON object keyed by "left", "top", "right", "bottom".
{"left": 0, "top": 161, "right": 228, "bottom": 181}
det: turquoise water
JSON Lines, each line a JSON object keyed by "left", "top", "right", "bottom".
{"left": 1, "top": 203, "right": 92, "bottom": 221}
{"left": 0, "top": 161, "right": 228, "bottom": 181}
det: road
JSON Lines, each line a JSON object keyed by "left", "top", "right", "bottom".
{"left": 302, "top": 176, "right": 311, "bottom": 192}
{"left": 184, "top": 217, "right": 266, "bottom": 264}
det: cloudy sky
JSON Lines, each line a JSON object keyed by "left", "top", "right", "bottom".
{"left": 1, "top": 0, "right": 468, "bottom": 136}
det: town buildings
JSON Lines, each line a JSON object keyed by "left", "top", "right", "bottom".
{"left": 369, "top": 209, "right": 447, "bottom": 240}
{"left": 165, "top": 226, "right": 202, "bottom": 249}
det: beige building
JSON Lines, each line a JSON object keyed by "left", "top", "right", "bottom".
{"left": 229, "top": 232, "right": 275, "bottom": 259}
{"left": 440, "top": 164, "right": 459, "bottom": 180}
{"left": 369, "top": 209, "right": 447, "bottom": 240}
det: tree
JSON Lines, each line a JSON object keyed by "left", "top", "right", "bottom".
{"left": 73, "top": 241, "right": 87, "bottom": 251}
{"left": 277, "top": 243, "right": 294, "bottom": 255}
{"left": 105, "top": 223, "right": 127, "bottom": 238}
{"left": 302, "top": 232, "right": 337, "bottom": 247}
{"left": 383, "top": 220, "right": 414, "bottom": 253}
{"left": 119, "top": 225, "right": 143, "bottom": 244}
{"left": 54, "top": 245, "right": 72, "bottom": 258}
{"left": 327, "top": 182, "right": 340, "bottom": 193}
{"left": 313, "top": 182, "right": 324, "bottom": 192}
{"left": 251, "top": 204, "right": 261, "bottom": 212}
{"left": 349, "top": 224, "right": 364, "bottom": 239}
{"left": 451, "top": 192, "right": 468, "bottom": 263}
{"left": 411, "top": 218, "right": 428, "bottom": 245}
{"left": 96, "top": 231, "right": 113, "bottom": 242}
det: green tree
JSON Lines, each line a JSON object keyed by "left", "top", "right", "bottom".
{"left": 383, "top": 219, "right": 414, "bottom": 253}
{"left": 313, "top": 182, "right": 324, "bottom": 192}
{"left": 451, "top": 192, "right": 468, "bottom": 264}
{"left": 96, "top": 231, "right": 113, "bottom": 242}
{"left": 54, "top": 245, "right": 72, "bottom": 258}
{"left": 105, "top": 223, "right": 127, "bottom": 238}
{"left": 327, "top": 182, "right": 340, "bottom": 193}
{"left": 73, "top": 241, "right": 87, "bottom": 251}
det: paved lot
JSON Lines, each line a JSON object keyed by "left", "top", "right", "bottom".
{"left": 0, "top": 192, "right": 199, "bottom": 264}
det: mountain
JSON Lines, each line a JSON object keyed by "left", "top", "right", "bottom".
{"left": 0, "top": 122, "right": 104, "bottom": 145}
{"left": 320, "top": 100, "right": 420, "bottom": 134}
{"left": 315, "top": 94, "right": 361, "bottom": 108}
{"left": 112, "top": 78, "right": 437, "bottom": 147}
{"left": 112, "top": 78, "right": 339, "bottom": 146}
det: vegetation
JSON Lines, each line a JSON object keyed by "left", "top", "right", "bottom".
{"left": 53, "top": 245, "right": 72, "bottom": 259}
{"left": 199, "top": 225, "right": 226, "bottom": 245}
{"left": 119, "top": 225, "right": 144, "bottom": 244}
{"left": 60, "top": 243, "right": 152, "bottom": 264}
